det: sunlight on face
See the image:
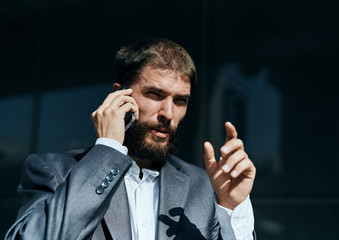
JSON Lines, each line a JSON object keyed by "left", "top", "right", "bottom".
{"left": 130, "top": 66, "right": 191, "bottom": 146}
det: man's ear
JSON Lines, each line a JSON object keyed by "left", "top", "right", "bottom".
{"left": 113, "top": 83, "right": 122, "bottom": 92}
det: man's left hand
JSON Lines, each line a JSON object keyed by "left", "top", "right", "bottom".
{"left": 204, "top": 122, "right": 256, "bottom": 210}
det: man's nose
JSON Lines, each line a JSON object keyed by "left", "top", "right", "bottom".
{"left": 158, "top": 98, "right": 174, "bottom": 121}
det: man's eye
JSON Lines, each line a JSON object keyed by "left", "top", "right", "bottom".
{"left": 175, "top": 98, "right": 188, "bottom": 106}
{"left": 149, "top": 91, "right": 160, "bottom": 95}
{"left": 147, "top": 91, "right": 162, "bottom": 98}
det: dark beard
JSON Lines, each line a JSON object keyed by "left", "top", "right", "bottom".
{"left": 124, "top": 119, "right": 178, "bottom": 168}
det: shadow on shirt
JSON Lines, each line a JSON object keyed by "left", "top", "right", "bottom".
{"left": 158, "top": 207, "right": 207, "bottom": 240}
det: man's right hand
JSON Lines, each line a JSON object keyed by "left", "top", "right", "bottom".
{"left": 91, "top": 88, "right": 139, "bottom": 144}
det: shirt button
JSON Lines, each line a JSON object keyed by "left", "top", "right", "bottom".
{"left": 142, "top": 223, "right": 147, "bottom": 227}
{"left": 96, "top": 186, "right": 104, "bottom": 195}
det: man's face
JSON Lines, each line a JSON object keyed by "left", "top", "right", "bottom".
{"left": 124, "top": 66, "right": 191, "bottom": 165}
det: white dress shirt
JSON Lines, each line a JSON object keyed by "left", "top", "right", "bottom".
{"left": 96, "top": 138, "right": 254, "bottom": 240}
{"left": 125, "top": 161, "right": 160, "bottom": 239}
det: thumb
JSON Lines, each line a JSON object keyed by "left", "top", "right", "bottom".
{"left": 204, "top": 141, "right": 218, "bottom": 177}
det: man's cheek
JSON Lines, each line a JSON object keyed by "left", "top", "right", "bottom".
{"left": 138, "top": 111, "right": 156, "bottom": 122}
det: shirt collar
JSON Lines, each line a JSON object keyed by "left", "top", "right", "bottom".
{"left": 125, "top": 160, "right": 159, "bottom": 183}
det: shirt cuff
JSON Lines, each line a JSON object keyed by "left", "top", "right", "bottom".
{"left": 215, "top": 196, "right": 254, "bottom": 240}
{"left": 95, "top": 138, "right": 128, "bottom": 155}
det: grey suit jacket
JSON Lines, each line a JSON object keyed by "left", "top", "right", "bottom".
{"left": 5, "top": 145, "right": 221, "bottom": 239}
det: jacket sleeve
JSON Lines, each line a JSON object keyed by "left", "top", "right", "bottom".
{"left": 5, "top": 145, "right": 132, "bottom": 240}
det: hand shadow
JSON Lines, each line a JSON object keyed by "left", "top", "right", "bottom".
{"left": 158, "top": 207, "right": 206, "bottom": 239}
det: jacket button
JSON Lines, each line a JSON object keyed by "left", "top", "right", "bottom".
{"left": 111, "top": 168, "right": 119, "bottom": 176}
{"left": 106, "top": 172, "right": 114, "bottom": 181}
{"left": 96, "top": 186, "right": 104, "bottom": 195}
{"left": 101, "top": 179, "right": 109, "bottom": 188}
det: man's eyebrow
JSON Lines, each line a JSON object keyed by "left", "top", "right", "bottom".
{"left": 143, "top": 86, "right": 191, "bottom": 98}
{"left": 143, "top": 86, "right": 165, "bottom": 93}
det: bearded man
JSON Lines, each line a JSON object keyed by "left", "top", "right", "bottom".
{"left": 6, "top": 39, "right": 256, "bottom": 240}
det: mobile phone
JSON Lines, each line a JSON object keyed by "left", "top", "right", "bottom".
{"left": 120, "top": 85, "right": 136, "bottom": 131}
{"left": 124, "top": 111, "right": 135, "bottom": 131}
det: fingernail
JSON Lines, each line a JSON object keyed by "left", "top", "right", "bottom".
{"left": 231, "top": 170, "right": 237, "bottom": 177}
{"left": 219, "top": 157, "right": 223, "bottom": 162}
{"left": 222, "top": 164, "right": 229, "bottom": 172}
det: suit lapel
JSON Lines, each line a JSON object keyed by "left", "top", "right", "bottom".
{"left": 157, "top": 158, "right": 191, "bottom": 240}
{"left": 103, "top": 180, "right": 132, "bottom": 239}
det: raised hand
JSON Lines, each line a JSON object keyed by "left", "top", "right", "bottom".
{"left": 91, "top": 88, "right": 139, "bottom": 144}
{"left": 204, "top": 122, "right": 256, "bottom": 210}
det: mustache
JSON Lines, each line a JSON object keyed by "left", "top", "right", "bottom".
{"left": 139, "top": 119, "right": 176, "bottom": 134}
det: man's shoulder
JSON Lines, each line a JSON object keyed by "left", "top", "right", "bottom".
{"left": 23, "top": 144, "right": 128, "bottom": 174}
{"left": 26, "top": 147, "right": 92, "bottom": 165}
{"left": 22, "top": 147, "right": 92, "bottom": 180}
{"left": 43, "top": 147, "right": 92, "bottom": 160}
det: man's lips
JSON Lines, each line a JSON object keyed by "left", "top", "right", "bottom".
{"left": 151, "top": 128, "right": 170, "bottom": 138}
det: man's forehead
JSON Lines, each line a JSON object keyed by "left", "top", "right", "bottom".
{"left": 134, "top": 67, "right": 191, "bottom": 94}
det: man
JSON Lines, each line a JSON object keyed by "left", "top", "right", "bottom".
{"left": 6, "top": 38, "right": 256, "bottom": 239}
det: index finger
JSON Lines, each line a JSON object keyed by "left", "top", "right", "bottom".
{"left": 92, "top": 89, "right": 133, "bottom": 117}
{"left": 101, "top": 89, "right": 133, "bottom": 108}
{"left": 225, "top": 121, "right": 238, "bottom": 143}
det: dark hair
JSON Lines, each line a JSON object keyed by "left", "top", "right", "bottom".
{"left": 115, "top": 38, "right": 197, "bottom": 92}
